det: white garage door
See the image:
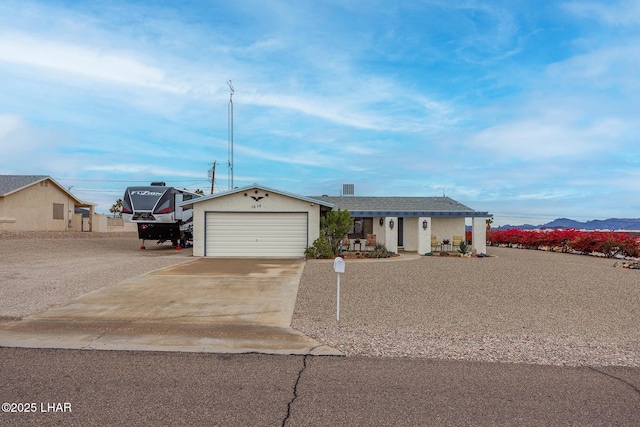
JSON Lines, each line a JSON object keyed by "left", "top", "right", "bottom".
{"left": 205, "top": 212, "right": 308, "bottom": 257}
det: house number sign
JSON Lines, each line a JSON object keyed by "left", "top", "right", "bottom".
{"left": 245, "top": 191, "right": 269, "bottom": 209}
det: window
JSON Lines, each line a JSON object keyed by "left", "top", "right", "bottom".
{"left": 53, "top": 203, "right": 64, "bottom": 220}
{"left": 348, "top": 217, "right": 373, "bottom": 239}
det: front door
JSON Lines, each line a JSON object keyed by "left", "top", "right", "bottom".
{"left": 397, "top": 218, "right": 404, "bottom": 247}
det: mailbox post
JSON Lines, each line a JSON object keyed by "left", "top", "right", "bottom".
{"left": 333, "top": 257, "right": 345, "bottom": 321}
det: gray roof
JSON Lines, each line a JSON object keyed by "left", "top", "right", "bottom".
{"left": 311, "top": 196, "right": 491, "bottom": 218}
{"left": 0, "top": 175, "right": 48, "bottom": 196}
{"left": 0, "top": 175, "right": 92, "bottom": 206}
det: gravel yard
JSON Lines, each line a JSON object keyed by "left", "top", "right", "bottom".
{"left": 1, "top": 232, "right": 638, "bottom": 367}
{"left": 0, "top": 232, "right": 192, "bottom": 319}
{"left": 292, "top": 247, "right": 640, "bottom": 367}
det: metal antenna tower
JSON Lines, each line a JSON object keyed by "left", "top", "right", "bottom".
{"left": 227, "top": 80, "right": 234, "bottom": 190}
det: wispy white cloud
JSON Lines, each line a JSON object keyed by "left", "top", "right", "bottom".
{"left": 0, "top": 114, "right": 21, "bottom": 139}
{"left": 84, "top": 164, "right": 204, "bottom": 179}
{"left": 545, "top": 44, "right": 640, "bottom": 91}
{"left": 0, "top": 33, "right": 187, "bottom": 93}
{"left": 458, "top": 4, "right": 521, "bottom": 58}
{"left": 234, "top": 143, "right": 338, "bottom": 168}
{"left": 0, "top": 115, "right": 70, "bottom": 167}
{"left": 563, "top": 0, "right": 640, "bottom": 25}
{"left": 465, "top": 114, "right": 625, "bottom": 159}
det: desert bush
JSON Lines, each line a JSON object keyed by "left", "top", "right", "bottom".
{"left": 369, "top": 242, "right": 393, "bottom": 258}
{"left": 304, "top": 237, "right": 334, "bottom": 259}
{"left": 457, "top": 240, "right": 469, "bottom": 255}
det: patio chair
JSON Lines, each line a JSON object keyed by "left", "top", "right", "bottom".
{"left": 431, "top": 234, "right": 441, "bottom": 252}
{"left": 365, "top": 234, "right": 377, "bottom": 250}
{"left": 453, "top": 235, "right": 463, "bottom": 250}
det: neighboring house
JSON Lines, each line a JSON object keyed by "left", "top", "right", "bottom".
{"left": 313, "top": 193, "right": 491, "bottom": 255}
{"left": 179, "top": 184, "right": 333, "bottom": 257}
{"left": 0, "top": 175, "right": 95, "bottom": 232}
{"left": 181, "top": 183, "right": 491, "bottom": 258}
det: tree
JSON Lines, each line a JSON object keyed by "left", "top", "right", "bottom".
{"left": 110, "top": 199, "right": 123, "bottom": 218}
{"left": 320, "top": 209, "right": 353, "bottom": 255}
{"left": 486, "top": 218, "right": 493, "bottom": 231}
{"left": 184, "top": 187, "right": 205, "bottom": 195}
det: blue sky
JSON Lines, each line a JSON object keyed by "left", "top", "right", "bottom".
{"left": 1, "top": 0, "right": 639, "bottom": 225}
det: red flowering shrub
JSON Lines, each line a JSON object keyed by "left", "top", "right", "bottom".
{"left": 465, "top": 230, "right": 472, "bottom": 244}
{"left": 487, "top": 228, "right": 640, "bottom": 258}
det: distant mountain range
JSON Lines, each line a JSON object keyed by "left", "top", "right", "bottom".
{"left": 498, "top": 218, "right": 640, "bottom": 230}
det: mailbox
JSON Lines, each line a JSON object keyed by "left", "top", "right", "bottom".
{"left": 333, "top": 257, "right": 345, "bottom": 273}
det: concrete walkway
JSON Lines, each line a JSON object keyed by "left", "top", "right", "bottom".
{"left": 0, "top": 258, "right": 341, "bottom": 355}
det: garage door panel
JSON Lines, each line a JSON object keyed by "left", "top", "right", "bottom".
{"left": 205, "top": 212, "right": 308, "bottom": 257}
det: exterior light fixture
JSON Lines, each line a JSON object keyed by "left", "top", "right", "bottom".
{"left": 422, "top": 220, "right": 428, "bottom": 229}
{"left": 389, "top": 219, "right": 395, "bottom": 230}
{"left": 379, "top": 218, "right": 384, "bottom": 226}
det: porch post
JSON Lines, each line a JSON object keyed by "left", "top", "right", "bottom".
{"left": 417, "top": 216, "right": 431, "bottom": 255}
{"left": 89, "top": 206, "right": 95, "bottom": 232}
{"left": 472, "top": 217, "right": 487, "bottom": 254}
{"left": 384, "top": 216, "right": 398, "bottom": 253}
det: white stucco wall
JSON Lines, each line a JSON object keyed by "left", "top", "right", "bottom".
{"left": 472, "top": 217, "right": 488, "bottom": 254}
{"left": 417, "top": 217, "right": 431, "bottom": 254}
{"left": 190, "top": 188, "right": 322, "bottom": 257}
{"left": 384, "top": 216, "right": 398, "bottom": 253}
{"left": 431, "top": 218, "right": 466, "bottom": 247}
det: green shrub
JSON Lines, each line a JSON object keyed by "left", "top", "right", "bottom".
{"left": 320, "top": 209, "right": 352, "bottom": 255}
{"left": 304, "top": 237, "right": 334, "bottom": 259}
{"left": 369, "top": 242, "right": 392, "bottom": 258}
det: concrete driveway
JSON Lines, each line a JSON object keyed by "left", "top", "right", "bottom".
{"left": 0, "top": 258, "right": 340, "bottom": 355}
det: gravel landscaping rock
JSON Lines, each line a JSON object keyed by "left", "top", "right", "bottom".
{"left": 292, "top": 247, "right": 640, "bottom": 367}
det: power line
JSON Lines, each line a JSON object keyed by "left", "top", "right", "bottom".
{"left": 69, "top": 180, "right": 211, "bottom": 192}
{"left": 56, "top": 178, "right": 207, "bottom": 183}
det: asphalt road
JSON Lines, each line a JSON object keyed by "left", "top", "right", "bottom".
{"left": 1, "top": 348, "right": 639, "bottom": 426}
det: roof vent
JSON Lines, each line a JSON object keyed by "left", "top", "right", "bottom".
{"left": 342, "top": 184, "right": 354, "bottom": 196}
{"left": 150, "top": 182, "right": 166, "bottom": 186}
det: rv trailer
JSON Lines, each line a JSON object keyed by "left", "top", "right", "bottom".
{"left": 122, "top": 182, "right": 201, "bottom": 249}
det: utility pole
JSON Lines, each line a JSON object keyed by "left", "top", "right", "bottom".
{"left": 227, "top": 80, "right": 234, "bottom": 190}
{"left": 209, "top": 161, "right": 216, "bottom": 195}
